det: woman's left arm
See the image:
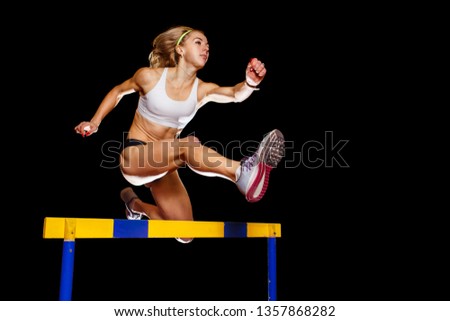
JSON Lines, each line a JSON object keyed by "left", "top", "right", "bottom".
{"left": 198, "top": 58, "right": 266, "bottom": 107}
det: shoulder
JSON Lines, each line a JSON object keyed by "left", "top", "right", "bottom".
{"left": 197, "top": 79, "right": 219, "bottom": 96}
{"left": 134, "top": 67, "right": 164, "bottom": 83}
{"left": 132, "top": 67, "right": 166, "bottom": 93}
{"left": 197, "top": 78, "right": 218, "bottom": 88}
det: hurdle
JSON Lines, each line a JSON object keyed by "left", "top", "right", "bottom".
{"left": 43, "top": 217, "right": 282, "bottom": 301}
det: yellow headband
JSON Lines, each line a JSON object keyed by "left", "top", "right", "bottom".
{"left": 176, "top": 30, "right": 193, "bottom": 46}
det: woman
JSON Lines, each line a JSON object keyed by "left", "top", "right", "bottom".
{"left": 74, "top": 25, "right": 285, "bottom": 243}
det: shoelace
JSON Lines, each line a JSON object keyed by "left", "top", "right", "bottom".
{"left": 241, "top": 154, "right": 258, "bottom": 172}
{"left": 125, "top": 203, "right": 143, "bottom": 220}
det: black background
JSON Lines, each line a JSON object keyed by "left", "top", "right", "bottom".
{"left": 3, "top": 4, "right": 447, "bottom": 301}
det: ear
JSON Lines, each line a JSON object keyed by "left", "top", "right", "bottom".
{"left": 176, "top": 46, "right": 184, "bottom": 56}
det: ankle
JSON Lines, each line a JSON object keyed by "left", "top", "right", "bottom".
{"left": 235, "top": 166, "right": 242, "bottom": 182}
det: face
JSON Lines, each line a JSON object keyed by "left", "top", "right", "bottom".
{"left": 181, "top": 31, "right": 209, "bottom": 68}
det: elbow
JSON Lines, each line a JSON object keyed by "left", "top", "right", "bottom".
{"left": 233, "top": 83, "right": 258, "bottom": 102}
{"left": 234, "top": 89, "right": 252, "bottom": 102}
{"left": 233, "top": 94, "right": 246, "bottom": 103}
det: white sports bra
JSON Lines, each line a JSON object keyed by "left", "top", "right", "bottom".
{"left": 137, "top": 68, "right": 199, "bottom": 129}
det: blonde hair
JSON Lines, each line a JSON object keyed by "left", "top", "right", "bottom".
{"left": 148, "top": 25, "right": 204, "bottom": 68}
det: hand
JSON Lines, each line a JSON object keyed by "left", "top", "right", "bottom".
{"left": 74, "top": 121, "right": 99, "bottom": 137}
{"left": 246, "top": 58, "right": 266, "bottom": 87}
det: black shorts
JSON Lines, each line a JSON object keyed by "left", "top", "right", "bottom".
{"left": 123, "top": 138, "right": 147, "bottom": 150}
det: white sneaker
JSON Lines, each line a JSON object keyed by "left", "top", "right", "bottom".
{"left": 236, "top": 129, "right": 285, "bottom": 202}
{"left": 175, "top": 238, "right": 193, "bottom": 244}
{"left": 120, "top": 187, "right": 149, "bottom": 220}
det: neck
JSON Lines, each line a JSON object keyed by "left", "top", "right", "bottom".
{"left": 167, "top": 65, "right": 196, "bottom": 89}
{"left": 176, "top": 62, "right": 196, "bottom": 79}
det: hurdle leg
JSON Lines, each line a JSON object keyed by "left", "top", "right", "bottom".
{"left": 59, "top": 240, "right": 75, "bottom": 300}
{"left": 267, "top": 237, "right": 277, "bottom": 301}
{"left": 59, "top": 219, "right": 76, "bottom": 301}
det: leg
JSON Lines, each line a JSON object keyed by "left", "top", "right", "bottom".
{"left": 120, "top": 136, "right": 240, "bottom": 182}
{"left": 120, "top": 171, "right": 194, "bottom": 243}
{"left": 149, "top": 170, "right": 193, "bottom": 221}
{"left": 120, "top": 170, "right": 191, "bottom": 221}
{"left": 150, "top": 170, "right": 194, "bottom": 243}
{"left": 180, "top": 131, "right": 285, "bottom": 202}
{"left": 120, "top": 130, "right": 285, "bottom": 204}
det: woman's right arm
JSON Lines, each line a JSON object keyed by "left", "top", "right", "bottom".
{"left": 74, "top": 68, "right": 147, "bottom": 137}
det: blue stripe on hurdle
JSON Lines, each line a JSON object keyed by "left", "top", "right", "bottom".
{"left": 224, "top": 222, "right": 247, "bottom": 237}
{"left": 113, "top": 219, "right": 148, "bottom": 238}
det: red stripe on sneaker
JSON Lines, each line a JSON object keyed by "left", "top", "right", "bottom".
{"left": 246, "top": 163, "right": 273, "bottom": 202}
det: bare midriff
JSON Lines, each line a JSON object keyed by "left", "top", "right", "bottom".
{"left": 120, "top": 111, "right": 183, "bottom": 176}
{"left": 128, "top": 110, "right": 180, "bottom": 142}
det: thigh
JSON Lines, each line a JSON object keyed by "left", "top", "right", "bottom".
{"left": 149, "top": 170, "right": 193, "bottom": 221}
{"left": 120, "top": 137, "right": 194, "bottom": 177}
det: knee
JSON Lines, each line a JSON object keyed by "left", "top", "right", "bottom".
{"left": 186, "top": 135, "right": 201, "bottom": 144}
{"left": 175, "top": 136, "right": 202, "bottom": 162}
{"left": 180, "top": 135, "right": 202, "bottom": 150}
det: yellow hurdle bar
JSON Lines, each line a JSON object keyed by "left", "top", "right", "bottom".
{"left": 43, "top": 217, "right": 282, "bottom": 239}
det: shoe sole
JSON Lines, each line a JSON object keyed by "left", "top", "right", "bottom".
{"left": 246, "top": 129, "right": 285, "bottom": 202}
{"left": 257, "top": 129, "right": 285, "bottom": 167}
